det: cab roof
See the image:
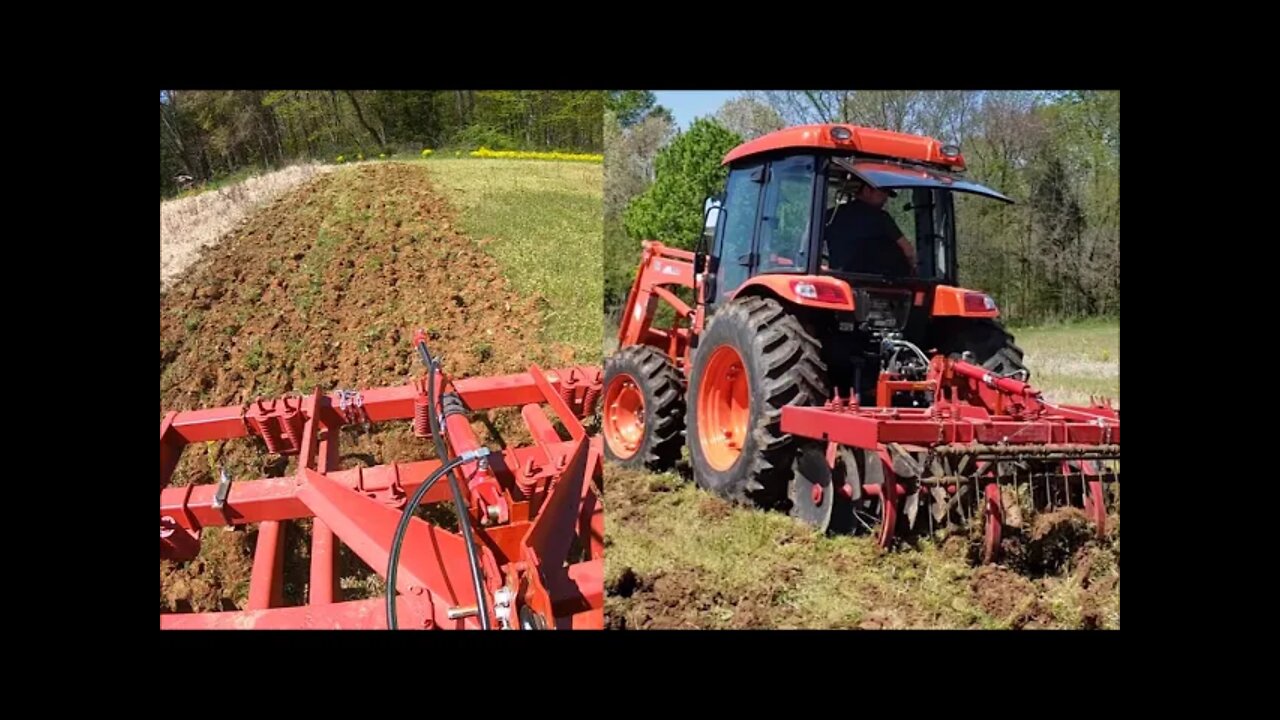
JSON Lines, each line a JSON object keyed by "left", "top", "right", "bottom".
{"left": 722, "top": 123, "right": 965, "bottom": 170}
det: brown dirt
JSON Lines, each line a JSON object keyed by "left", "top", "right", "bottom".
{"left": 160, "top": 164, "right": 569, "bottom": 612}
{"left": 605, "top": 565, "right": 801, "bottom": 630}
{"left": 970, "top": 566, "right": 1054, "bottom": 628}
{"left": 696, "top": 494, "right": 734, "bottom": 520}
{"left": 1079, "top": 573, "right": 1118, "bottom": 629}
{"left": 1006, "top": 508, "right": 1099, "bottom": 576}
{"left": 160, "top": 527, "right": 255, "bottom": 613}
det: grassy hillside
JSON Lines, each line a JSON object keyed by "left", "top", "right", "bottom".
{"left": 411, "top": 158, "right": 602, "bottom": 362}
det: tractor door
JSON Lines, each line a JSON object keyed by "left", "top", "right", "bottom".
{"left": 706, "top": 160, "right": 765, "bottom": 313}
{"left": 706, "top": 156, "right": 818, "bottom": 315}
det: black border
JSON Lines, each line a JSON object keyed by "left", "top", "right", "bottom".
{"left": 127, "top": 70, "right": 1154, "bottom": 654}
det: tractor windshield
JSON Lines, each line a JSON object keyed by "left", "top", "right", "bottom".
{"left": 820, "top": 156, "right": 1012, "bottom": 282}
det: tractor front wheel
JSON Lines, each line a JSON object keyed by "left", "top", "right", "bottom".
{"left": 601, "top": 345, "right": 685, "bottom": 471}
{"left": 687, "top": 296, "right": 828, "bottom": 506}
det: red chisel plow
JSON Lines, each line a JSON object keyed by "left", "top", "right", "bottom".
{"left": 160, "top": 330, "right": 604, "bottom": 629}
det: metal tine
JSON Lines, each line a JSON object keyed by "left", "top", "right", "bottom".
{"left": 967, "top": 476, "right": 977, "bottom": 527}
{"left": 1013, "top": 471, "right": 1023, "bottom": 521}
{"left": 928, "top": 486, "right": 935, "bottom": 536}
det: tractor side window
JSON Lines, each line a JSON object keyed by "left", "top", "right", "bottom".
{"left": 715, "top": 164, "right": 762, "bottom": 303}
{"left": 934, "top": 189, "right": 955, "bottom": 281}
{"left": 757, "top": 156, "right": 814, "bottom": 273}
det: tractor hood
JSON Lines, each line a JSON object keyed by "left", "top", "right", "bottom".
{"left": 832, "top": 157, "right": 1014, "bottom": 203}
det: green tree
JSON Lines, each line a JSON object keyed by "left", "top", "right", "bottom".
{"left": 606, "top": 91, "right": 657, "bottom": 127}
{"left": 623, "top": 118, "right": 742, "bottom": 250}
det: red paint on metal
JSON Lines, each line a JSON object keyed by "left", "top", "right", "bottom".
{"left": 247, "top": 520, "right": 286, "bottom": 610}
{"left": 161, "top": 596, "right": 434, "bottom": 630}
{"left": 161, "top": 363, "right": 605, "bottom": 629}
{"left": 982, "top": 482, "right": 1003, "bottom": 564}
{"left": 522, "top": 403, "right": 564, "bottom": 454}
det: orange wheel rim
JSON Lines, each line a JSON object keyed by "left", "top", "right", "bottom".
{"left": 603, "top": 373, "right": 645, "bottom": 459}
{"left": 698, "top": 345, "right": 750, "bottom": 471}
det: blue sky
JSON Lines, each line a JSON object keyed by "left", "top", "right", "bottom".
{"left": 654, "top": 91, "right": 745, "bottom": 128}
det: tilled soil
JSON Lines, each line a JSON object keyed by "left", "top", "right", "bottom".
{"left": 605, "top": 466, "right": 1120, "bottom": 629}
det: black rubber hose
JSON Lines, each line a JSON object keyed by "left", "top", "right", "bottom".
{"left": 416, "top": 340, "right": 492, "bottom": 631}
{"left": 385, "top": 451, "right": 471, "bottom": 630}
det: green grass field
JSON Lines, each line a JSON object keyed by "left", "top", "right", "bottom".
{"left": 1012, "top": 319, "right": 1119, "bottom": 406}
{"left": 413, "top": 158, "right": 603, "bottom": 362}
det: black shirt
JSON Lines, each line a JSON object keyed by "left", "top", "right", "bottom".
{"left": 826, "top": 201, "right": 911, "bottom": 276}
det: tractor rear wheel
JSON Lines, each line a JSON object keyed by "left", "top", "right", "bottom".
{"left": 602, "top": 345, "right": 685, "bottom": 471}
{"left": 687, "top": 296, "right": 828, "bottom": 506}
{"left": 933, "top": 318, "right": 1028, "bottom": 379}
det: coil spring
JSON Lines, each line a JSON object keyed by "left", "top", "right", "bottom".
{"left": 280, "top": 405, "right": 302, "bottom": 448}
{"left": 259, "top": 420, "right": 283, "bottom": 454}
{"left": 413, "top": 393, "right": 431, "bottom": 438}
{"left": 582, "top": 382, "right": 601, "bottom": 417}
{"left": 559, "top": 369, "right": 578, "bottom": 408}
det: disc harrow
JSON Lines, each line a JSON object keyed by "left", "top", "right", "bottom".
{"left": 782, "top": 356, "right": 1119, "bottom": 562}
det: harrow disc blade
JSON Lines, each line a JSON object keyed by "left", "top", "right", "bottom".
{"left": 903, "top": 489, "right": 920, "bottom": 529}
{"left": 788, "top": 444, "right": 835, "bottom": 533}
{"left": 930, "top": 486, "right": 950, "bottom": 524}
{"left": 827, "top": 445, "right": 894, "bottom": 546}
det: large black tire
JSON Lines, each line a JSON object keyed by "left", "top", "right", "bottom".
{"left": 687, "top": 296, "right": 829, "bottom": 506}
{"left": 601, "top": 345, "right": 685, "bottom": 471}
{"left": 932, "top": 318, "right": 1028, "bottom": 380}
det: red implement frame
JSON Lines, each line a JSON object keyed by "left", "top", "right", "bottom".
{"left": 783, "top": 357, "right": 1119, "bottom": 559}
{"left": 161, "top": 363, "right": 605, "bottom": 630}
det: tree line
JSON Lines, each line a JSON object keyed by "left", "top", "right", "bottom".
{"left": 605, "top": 90, "right": 1119, "bottom": 325}
{"left": 160, "top": 90, "right": 604, "bottom": 197}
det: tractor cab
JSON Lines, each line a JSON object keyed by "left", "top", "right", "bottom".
{"left": 699, "top": 124, "right": 1013, "bottom": 318}
{"left": 608, "top": 123, "right": 1117, "bottom": 551}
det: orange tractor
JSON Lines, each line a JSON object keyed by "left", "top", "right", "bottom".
{"left": 605, "top": 124, "right": 1119, "bottom": 561}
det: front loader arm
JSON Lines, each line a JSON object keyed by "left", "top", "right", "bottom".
{"left": 616, "top": 241, "right": 697, "bottom": 369}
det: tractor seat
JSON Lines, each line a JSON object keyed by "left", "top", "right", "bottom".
{"left": 824, "top": 202, "right": 909, "bottom": 277}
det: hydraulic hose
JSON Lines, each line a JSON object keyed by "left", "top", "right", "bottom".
{"left": 385, "top": 449, "right": 486, "bottom": 629}
{"left": 415, "top": 339, "right": 492, "bottom": 630}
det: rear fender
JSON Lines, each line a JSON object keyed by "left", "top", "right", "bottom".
{"left": 730, "top": 275, "right": 855, "bottom": 312}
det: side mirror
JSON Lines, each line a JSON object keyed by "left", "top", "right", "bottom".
{"left": 697, "top": 195, "right": 725, "bottom": 274}
{"left": 703, "top": 195, "right": 724, "bottom": 231}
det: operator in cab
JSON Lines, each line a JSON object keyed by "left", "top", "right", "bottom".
{"left": 826, "top": 179, "right": 917, "bottom": 277}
